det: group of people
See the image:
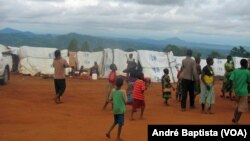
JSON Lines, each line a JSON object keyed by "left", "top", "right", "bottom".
{"left": 165, "top": 49, "right": 249, "bottom": 124}
{"left": 52, "top": 49, "right": 249, "bottom": 141}
{"left": 102, "top": 53, "right": 148, "bottom": 141}
{"left": 79, "top": 61, "right": 100, "bottom": 79}
{"left": 52, "top": 51, "right": 146, "bottom": 141}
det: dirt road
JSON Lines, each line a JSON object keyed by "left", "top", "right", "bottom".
{"left": 0, "top": 74, "right": 249, "bottom": 141}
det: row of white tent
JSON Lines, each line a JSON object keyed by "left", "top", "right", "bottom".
{"left": 6, "top": 45, "right": 246, "bottom": 83}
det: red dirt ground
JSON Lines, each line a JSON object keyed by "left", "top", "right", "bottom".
{"left": 0, "top": 74, "right": 249, "bottom": 141}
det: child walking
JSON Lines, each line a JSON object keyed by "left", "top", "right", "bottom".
{"left": 161, "top": 68, "right": 175, "bottom": 105}
{"left": 103, "top": 64, "right": 117, "bottom": 110}
{"left": 53, "top": 50, "right": 69, "bottom": 104}
{"left": 230, "top": 59, "right": 250, "bottom": 124}
{"left": 106, "top": 77, "right": 127, "bottom": 141}
{"left": 131, "top": 72, "right": 146, "bottom": 120}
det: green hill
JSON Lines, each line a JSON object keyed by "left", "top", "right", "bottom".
{"left": 1, "top": 28, "right": 245, "bottom": 57}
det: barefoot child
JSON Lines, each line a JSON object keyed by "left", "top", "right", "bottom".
{"left": 103, "top": 64, "right": 117, "bottom": 110}
{"left": 161, "top": 68, "right": 175, "bottom": 105}
{"left": 106, "top": 77, "right": 127, "bottom": 141}
{"left": 131, "top": 72, "right": 146, "bottom": 120}
{"left": 230, "top": 59, "right": 250, "bottom": 124}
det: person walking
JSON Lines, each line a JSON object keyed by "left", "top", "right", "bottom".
{"left": 131, "top": 72, "right": 146, "bottom": 120}
{"left": 230, "top": 59, "right": 250, "bottom": 124}
{"left": 106, "top": 77, "right": 127, "bottom": 141}
{"left": 53, "top": 50, "right": 69, "bottom": 104}
{"left": 103, "top": 64, "right": 117, "bottom": 110}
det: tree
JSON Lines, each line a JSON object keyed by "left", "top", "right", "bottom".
{"left": 230, "top": 46, "right": 250, "bottom": 57}
{"left": 125, "top": 48, "right": 135, "bottom": 52}
{"left": 93, "top": 46, "right": 104, "bottom": 52}
{"left": 81, "top": 41, "right": 90, "bottom": 52}
{"left": 164, "top": 44, "right": 201, "bottom": 56}
{"left": 208, "top": 50, "right": 224, "bottom": 59}
{"left": 230, "top": 47, "right": 238, "bottom": 57}
{"left": 196, "top": 53, "right": 202, "bottom": 58}
{"left": 163, "top": 44, "right": 203, "bottom": 58}
{"left": 67, "top": 38, "right": 78, "bottom": 51}
{"left": 163, "top": 44, "right": 187, "bottom": 56}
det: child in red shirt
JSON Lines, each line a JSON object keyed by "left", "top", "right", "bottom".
{"left": 131, "top": 72, "right": 146, "bottom": 120}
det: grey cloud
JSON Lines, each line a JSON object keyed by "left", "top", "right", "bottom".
{"left": 0, "top": 0, "right": 66, "bottom": 22}
{"left": 111, "top": 0, "right": 185, "bottom": 5}
{"left": 218, "top": 0, "right": 250, "bottom": 22}
{"left": 0, "top": 0, "right": 249, "bottom": 45}
{"left": 26, "top": 0, "right": 65, "bottom": 2}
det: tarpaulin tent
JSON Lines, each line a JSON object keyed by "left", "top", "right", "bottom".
{"left": 18, "top": 46, "right": 70, "bottom": 76}
{"left": 102, "top": 48, "right": 113, "bottom": 78}
{"left": 76, "top": 51, "right": 103, "bottom": 75}
{"left": 113, "top": 49, "right": 138, "bottom": 76}
{"left": 137, "top": 50, "right": 177, "bottom": 82}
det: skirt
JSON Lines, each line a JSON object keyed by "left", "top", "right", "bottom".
{"left": 132, "top": 99, "right": 145, "bottom": 109}
{"left": 126, "top": 81, "right": 134, "bottom": 104}
{"left": 162, "top": 92, "right": 171, "bottom": 98}
{"left": 200, "top": 83, "right": 215, "bottom": 105}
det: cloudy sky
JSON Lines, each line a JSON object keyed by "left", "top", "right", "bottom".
{"left": 0, "top": 0, "right": 249, "bottom": 46}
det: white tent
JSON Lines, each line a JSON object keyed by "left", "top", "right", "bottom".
{"left": 138, "top": 50, "right": 169, "bottom": 68}
{"left": 174, "top": 56, "right": 206, "bottom": 68}
{"left": 18, "top": 57, "right": 53, "bottom": 76}
{"left": 137, "top": 50, "right": 177, "bottom": 82}
{"left": 61, "top": 49, "right": 69, "bottom": 58}
{"left": 174, "top": 57, "right": 234, "bottom": 77}
{"left": 102, "top": 48, "right": 114, "bottom": 78}
{"left": 8, "top": 46, "right": 19, "bottom": 55}
{"left": 76, "top": 51, "right": 103, "bottom": 72}
{"left": 18, "top": 46, "right": 57, "bottom": 59}
{"left": 13, "top": 46, "right": 247, "bottom": 80}
{"left": 18, "top": 46, "right": 70, "bottom": 76}
{"left": 212, "top": 59, "right": 227, "bottom": 76}
{"left": 113, "top": 49, "right": 138, "bottom": 76}
{"left": 233, "top": 57, "right": 246, "bottom": 69}
{"left": 0, "top": 44, "right": 11, "bottom": 53}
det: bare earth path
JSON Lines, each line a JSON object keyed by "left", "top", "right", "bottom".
{"left": 0, "top": 74, "right": 249, "bottom": 141}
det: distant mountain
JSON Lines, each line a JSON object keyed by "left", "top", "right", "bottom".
{"left": 0, "top": 28, "right": 34, "bottom": 36}
{"left": 0, "top": 28, "right": 22, "bottom": 34}
{"left": 0, "top": 28, "right": 162, "bottom": 50}
{"left": 138, "top": 37, "right": 186, "bottom": 45}
{"left": 0, "top": 27, "right": 246, "bottom": 56}
{"left": 137, "top": 37, "right": 235, "bottom": 51}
